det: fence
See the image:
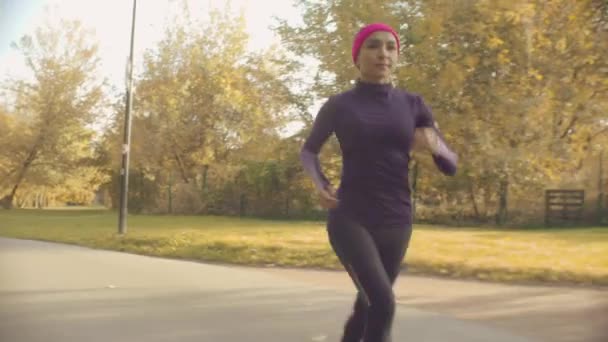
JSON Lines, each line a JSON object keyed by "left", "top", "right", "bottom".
{"left": 545, "top": 189, "right": 585, "bottom": 225}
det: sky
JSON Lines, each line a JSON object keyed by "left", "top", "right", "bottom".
{"left": 0, "top": 0, "right": 310, "bottom": 134}
{"left": 0, "top": 0, "right": 305, "bottom": 90}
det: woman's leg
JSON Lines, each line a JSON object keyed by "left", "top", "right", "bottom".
{"left": 370, "top": 226, "right": 412, "bottom": 342}
{"left": 373, "top": 224, "right": 412, "bottom": 284}
{"left": 327, "top": 212, "right": 411, "bottom": 342}
{"left": 339, "top": 228, "right": 411, "bottom": 342}
{"left": 341, "top": 292, "right": 368, "bottom": 342}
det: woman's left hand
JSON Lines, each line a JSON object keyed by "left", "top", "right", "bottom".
{"left": 412, "top": 127, "right": 439, "bottom": 154}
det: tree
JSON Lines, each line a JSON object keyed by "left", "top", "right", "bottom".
{"left": 0, "top": 106, "right": 16, "bottom": 191}
{"left": 99, "top": 4, "right": 304, "bottom": 214}
{"left": 276, "top": 0, "right": 608, "bottom": 224}
{"left": 0, "top": 20, "right": 105, "bottom": 208}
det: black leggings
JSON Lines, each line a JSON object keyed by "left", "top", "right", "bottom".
{"left": 327, "top": 210, "right": 412, "bottom": 342}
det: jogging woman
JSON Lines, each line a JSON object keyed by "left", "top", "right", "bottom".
{"left": 300, "top": 23, "right": 458, "bottom": 342}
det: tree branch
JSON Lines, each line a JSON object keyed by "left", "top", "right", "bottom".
{"left": 560, "top": 115, "right": 579, "bottom": 139}
{"left": 590, "top": 126, "right": 608, "bottom": 140}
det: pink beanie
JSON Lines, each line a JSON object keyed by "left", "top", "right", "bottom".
{"left": 352, "top": 23, "right": 400, "bottom": 64}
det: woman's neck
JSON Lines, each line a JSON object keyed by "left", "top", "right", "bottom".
{"left": 359, "top": 75, "right": 391, "bottom": 85}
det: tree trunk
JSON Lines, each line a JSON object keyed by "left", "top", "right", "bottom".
{"left": 201, "top": 165, "right": 209, "bottom": 193}
{"left": 411, "top": 160, "right": 419, "bottom": 220}
{"left": 0, "top": 159, "right": 35, "bottom": 208}
{"left": 0, "top": 137, "right": 41, "bottom": 209}
{"left": 239, "top": 193, "right": 246, "bottom": 217}
{"left": 139, "top": 170, "right": 146, "bottom": 213}
{"left": 173, "top": 149, "right": 190, "bottom": 184}
{"left": 468, "top": 180, "right": 481, "bottom": 221}
{"left": 496, "top": 177, "right": 509, "bottom": 226}
{"left": 168, "top": 170, "right": 174, "bottom": 214}
{"left": 284, "top": 191, "right": 290, "bottom": 217}
{"left": 598, "top": 150, "right": 604, "bottom": 224}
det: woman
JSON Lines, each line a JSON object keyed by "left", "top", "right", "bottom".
{"left": 300, "top": 23, "right": 458, "bottom": 342}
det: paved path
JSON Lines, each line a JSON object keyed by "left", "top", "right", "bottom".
{"left": 0, "top": 238, "right": 539, "bottom": 342}
{"left": 261, "top": 268, "right": 608, "bottom": 342}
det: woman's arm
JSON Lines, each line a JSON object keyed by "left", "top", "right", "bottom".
{"left": 425, "top": 126, "right": 458, "bottom": 176}
{"left": 300, "top": 148, "right": 331, "bottom": 192}
{"left": 300, "top": 97, "right": 337, "bottom": 193}
{"left": 414, "top": 96, "right": 458, "bottom": 176}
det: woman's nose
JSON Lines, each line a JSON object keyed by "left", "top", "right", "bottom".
{"left": 378, "top": 46, "right": 389, "bottom": 58}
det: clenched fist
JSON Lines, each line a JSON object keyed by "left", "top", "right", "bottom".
{"left": 318, "top": 185, "right": 339, "bottom": 209}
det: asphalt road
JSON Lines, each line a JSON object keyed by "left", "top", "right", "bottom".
{"left": 0, "top": 237, "right": 595, "bottom": 341}
{"left": 262, "top": 267, "right": 608, "bottom": 342}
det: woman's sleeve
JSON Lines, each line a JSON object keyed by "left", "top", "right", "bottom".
{"left": 300, "top": 97, "right": 336, "bottom": 191}
{"left": 415, "top": 95, "right": 458, "bottom": 176}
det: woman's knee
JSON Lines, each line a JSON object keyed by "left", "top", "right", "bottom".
{"left": 370, "top": 287, "right": 395, "bottom": 317}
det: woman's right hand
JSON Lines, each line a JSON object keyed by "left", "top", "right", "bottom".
{"left": 318, "top": 185, "right": 339, "bottom": 209}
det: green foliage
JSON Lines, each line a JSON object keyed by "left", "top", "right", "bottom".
{"left": 277, "top": 0, "right": 608, "bottom": 224}
{"left": 0, "top": 20, "right": 107, "bottom": 208}
{"left": 97, "top": 6, "right": 309, "bottom": 216}
{"left": 2, "top": 1, "right": 605, "bottom": 224}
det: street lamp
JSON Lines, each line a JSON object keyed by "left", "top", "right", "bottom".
{"left": 599, "top": 149, "right": 605, "bottom": 224}
{"left": 118, "top": 0, "right": 137, "bottom": 234}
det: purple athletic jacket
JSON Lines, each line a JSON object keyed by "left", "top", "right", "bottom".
{"left": 300, "top": 80, "right": 458, "bottom": 228}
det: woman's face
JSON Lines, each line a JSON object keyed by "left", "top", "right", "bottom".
{"left": 356, "top": 31, "right": 398, "bottom": 83}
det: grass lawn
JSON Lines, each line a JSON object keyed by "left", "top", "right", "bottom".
{"left": 0, "top": 209, "right": 606, "bottom": 286}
